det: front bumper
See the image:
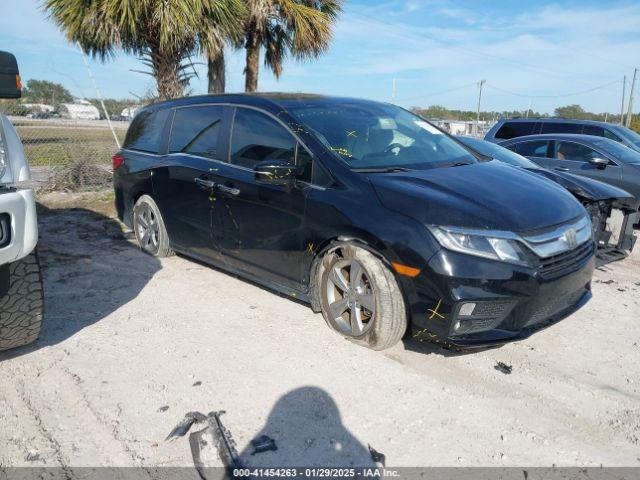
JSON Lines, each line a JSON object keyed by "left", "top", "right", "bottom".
{"left": 405, "top": 242, "right": 595, "bottom": 347}
{"left": 0, "top": 187, "right": 38, "bottom": 265}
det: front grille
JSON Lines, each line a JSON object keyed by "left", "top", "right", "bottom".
{"left": 538, "top": 241, "right": 594, "bottom": 280}
{"left": 526, "top": 288, "right": 587, "bottom": 326}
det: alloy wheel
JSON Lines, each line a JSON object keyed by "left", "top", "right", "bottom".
{"left": 135, "top": 203, "right": 159, "bottom": 254}
{"left": 325, "top": 259, "right": 376, "bottom": 336}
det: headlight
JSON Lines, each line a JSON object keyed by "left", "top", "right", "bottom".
{"left": 428, "top": 226, "right": 530, "bottom": 266}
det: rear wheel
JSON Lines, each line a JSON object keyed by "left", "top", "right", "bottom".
{"left": 0, "top": 250, "right": 44, "bottom": 352}
{"left": 133, "top": 195, "right": 173, "bottom": 257}
{"left": 318, "top": 244, "right": 407, "bottom": 350}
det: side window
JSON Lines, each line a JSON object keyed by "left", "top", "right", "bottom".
{"left": 230, "top": 108, "right": 314, "bottom": 181}
{"left": 169, "top": 105, "right": 224, "bottom": 159}
{"left": 603, "top": 129, "right": 622, "bottom": 142}
{"left": 582, "top": 125, "right": 605, "bottom": 137}
{"left": 495, "top": 121, "right": 536, "bottom": 139}
{"left": 230, "top": 108, "right": 296, "bottom": 169}
{"left": 540, "top": 122, "right": 582, "bottom": 134}
{"left": 511, "top": 140, "right": 550, "bottom": 158}
{"left": 554, "top": 141, "right": 599, "bottom": 162}
{"left": 124, "top": 109, "right": 170, "bottom": 153}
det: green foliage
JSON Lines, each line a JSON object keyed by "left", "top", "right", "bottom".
{"left": 22, "top": 79, "right": 73, "bottom": 107}
{"left": 43, "top": 0, "right": 247, "bottom": 100}
{"left": 242, "top": 0, "right": 343, "bottom": 91}
{"left": 411, "top": 105, "right": 545, "bottom": 121}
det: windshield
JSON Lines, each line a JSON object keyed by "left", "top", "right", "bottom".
{"left": 612, "top": 125, "right": 640, "bottom": 148}
{"left": 456, "top": 136, "right": 538, "bottom": 169}
{"left": 288, "top": 102, "right": 477, "bottom": 170}
{"left": 593, "top": 139, "right": 640, "bottom": 165}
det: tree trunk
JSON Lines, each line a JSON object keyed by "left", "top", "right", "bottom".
{"left": 207, "top": 50, "right": 226, "bottom": 94}
{"left": 244, "top": 25, "right": 261, "bottom": 93}
{"left": 149, "top": 43, "right": 185, "bottom": 101}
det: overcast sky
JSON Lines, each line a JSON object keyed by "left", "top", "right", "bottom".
{"left": 1, "top": 0, "right": 638, "bottom": 114}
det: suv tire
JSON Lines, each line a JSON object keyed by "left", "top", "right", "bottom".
{"left": 0, "top": 250, "right": 44, "bottom": 352}
{"left": 133, "top": 195, "right": 173, "bottom": 257}
{"left": 318, "top": 244, "right": 407, "bottom": 350}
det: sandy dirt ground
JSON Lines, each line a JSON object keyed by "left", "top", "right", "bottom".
{"left": 1, "top": 192, "right": 639, "bottom": 471}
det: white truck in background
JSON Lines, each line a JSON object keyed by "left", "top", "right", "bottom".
{"left": 0, "top": 50, "right": 43, "bottom": 351}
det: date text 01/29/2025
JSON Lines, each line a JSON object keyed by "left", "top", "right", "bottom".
{"left": 232, "top": 468, "right": 399, "bottom": 477}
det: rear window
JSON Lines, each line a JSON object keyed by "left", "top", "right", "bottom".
{"left": 124, "top": 109, "right": 170, "bottom": 154}
{"left": 169, "top": 105, "right": 224, "bottom": 159}
{"left": 494, "top": 121, "right": 537, "bottom": 139}
{"left": 540, "top": 122, "right": 582, "bottom": 134}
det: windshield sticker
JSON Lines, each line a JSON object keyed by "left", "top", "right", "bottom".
{"left": 378, "top": 118, "right": 397, "bottom": 129}
{"left": 414, "top": 120, "right": 443, "bottom": 135}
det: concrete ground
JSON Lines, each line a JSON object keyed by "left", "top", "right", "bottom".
{"left": 1, "top": 193, "right": 639, "bottom": 471}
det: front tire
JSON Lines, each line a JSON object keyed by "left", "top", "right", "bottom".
{"left": 318, "top": 244, "right": 407, "bottom": 350}
{"left": 132, "top": 195, "right": 173, "bottom": 257}
{"left": 0, "top": 250, "right": 44, "bottom": 352}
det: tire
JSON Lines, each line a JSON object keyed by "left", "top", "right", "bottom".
{"left": 318, "top": 243, "right": 407, "bottom": 350}
{"left": 132, "top": 194, "right": 173, "bottom": 257}
{"left": 0, "top": 250, "right": 44, "bottom": 352}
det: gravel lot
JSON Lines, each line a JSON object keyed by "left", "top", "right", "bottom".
{"left": 1, "top": 193, "right": 639, "bottom": 470}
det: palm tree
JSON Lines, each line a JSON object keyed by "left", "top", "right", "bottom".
{"left": 242, "top": 0, "right": 342, "bottom": 93}
{"left": 43, "top": 0, "right": 246, "bottom": 100}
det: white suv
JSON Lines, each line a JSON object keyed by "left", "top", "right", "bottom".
{"left": 0, "top": 51, "right": 43, "bottom": 351}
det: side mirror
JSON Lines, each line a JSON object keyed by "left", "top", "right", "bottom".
{"left": 254, "top": 159, "right": 296, "bottom": 186}
{"left": 0, "top": 51, "right": 21, "bottom": 99}
{"left": 589, "top": 157, "right": 609, "bottom": 169}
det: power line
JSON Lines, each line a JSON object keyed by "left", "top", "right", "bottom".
{"left": 485, "top": 79, "right": 622, "bottom": 99}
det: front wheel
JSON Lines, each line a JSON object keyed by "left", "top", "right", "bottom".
{"left": 318, "top": 244, "right": 407, "bottom": 350}
{"left": 0, "top": 250, "right": 44, "bottom": 352}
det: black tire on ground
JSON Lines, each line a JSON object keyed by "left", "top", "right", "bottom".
{"left": 0, "top": 250, "right": 44, "bottom": 352}
{"left": 132, "top": 194, "right": 173, "bottom": 257}
{"left": 318, "top": 243, "right": 407, "bottom": 351}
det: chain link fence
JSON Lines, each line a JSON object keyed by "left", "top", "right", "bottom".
{"left": 1, "top": 100, "right": 128, "bottom": 191}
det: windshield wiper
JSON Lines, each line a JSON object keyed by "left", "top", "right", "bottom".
{"left": 448, "top": 161, "right": 473, "bottom": 167}
{"left": 353, "top": 167, "right": 413, "bottom": 173}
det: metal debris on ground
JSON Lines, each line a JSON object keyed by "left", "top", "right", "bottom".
{"left": 166, "top": 411, "right": 207, "bottom": 441}
{"left": 166, "top": 410, "right": 243, "bottom": 479}
{"left": 158, "top": 405, "right": 170, "bottom": 412}
{"left": 250, "top": 435, "right": 278, "bottom": 455}
{"left": 368, "top": 444, "right": 386, "bottom": 466}
{"left": 495, "top": 362, "right": 513, "bottom": 375}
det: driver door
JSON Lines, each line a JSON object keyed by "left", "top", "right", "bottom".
{"left": 211, "top": 106, "right": 313, "bottom": 289}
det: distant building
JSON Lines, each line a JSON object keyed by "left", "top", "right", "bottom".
{"left": 120, "top": 106, "right": 141, "bottom": 120}
{"left": 22, "top": 103, "right": 55, "bottom": 113}
{"left": 59, "top": 99, "right": 100, "bottom": 120}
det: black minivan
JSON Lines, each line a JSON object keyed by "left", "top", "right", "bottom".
{"left": 114, "top": 94, "right": 596, "bottom": 350}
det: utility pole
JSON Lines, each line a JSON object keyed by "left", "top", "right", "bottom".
{"left": 620, "top": 75, "right": 626, "bottom": 126}
{"left": 391, "top": 78, "right": 397, "bottom": 104}
{"left": 475, "top": 79, "right": 486, "bottom": 136}
{"left": 626, "top": 68, "right": 637, "bottom": 128}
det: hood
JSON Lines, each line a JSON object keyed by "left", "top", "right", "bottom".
{"left": 370, "top": 161, "right": 585, "bottom": 233}
{"left": 526, "top": 167, "right": 639, "bottom": 211}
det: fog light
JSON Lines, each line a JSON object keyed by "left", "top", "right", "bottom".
{"left": 459, "top": 302, "right": 476, "bottom": 316}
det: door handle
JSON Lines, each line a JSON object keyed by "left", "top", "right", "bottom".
{"left": 216, "top": 184, "right": 240, "bottom": 196}
{"left": 554, "top": 167, "right": 570, "bottom": 172}
{"left": 194, "top": 177, "right": 216, "bottom": 189}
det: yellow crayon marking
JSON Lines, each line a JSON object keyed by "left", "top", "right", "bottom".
{"left": 428, "top": 299, "right": 445, "bottom": 320}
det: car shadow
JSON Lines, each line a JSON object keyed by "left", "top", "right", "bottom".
{"left": 238, "top": 386, "right": 376, "bottom": 468}
{"left": 0, "top": 204, "right": 161, "bottom": 361}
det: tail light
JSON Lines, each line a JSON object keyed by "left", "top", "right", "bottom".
{"left": 112, "top": 153, "right": 124, "bottom": 170}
